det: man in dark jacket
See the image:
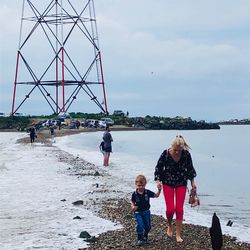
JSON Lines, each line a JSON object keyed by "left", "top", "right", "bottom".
{"left": 29, "top": 126, "right": 36, "bottom": 143}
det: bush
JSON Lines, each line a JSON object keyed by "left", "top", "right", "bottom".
{"left": 0, "top": 116, "right": 30, "bottom": 130}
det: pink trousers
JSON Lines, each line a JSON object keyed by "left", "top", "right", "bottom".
{"left": 163, "top": 185, "right": 187, "bottom": 221}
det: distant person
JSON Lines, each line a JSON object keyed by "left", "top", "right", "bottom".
{"left": 76, "top": 120, "right": 80, "bottom": 129}
{"left": 29, "top": 126, "right": 36, "bottom": 143}
{"left": 57, "top": 120, "right": 61, "bottom": 130}
{"left": 154, "top": 135, "right": 197, "bottom": 243}
{"left": 102, "top": 126, "right": 113, "bottom": 166}
{"left": 49, "top": 126, "right": 55, "bottom": 142}
{"left": 131, "top": 175, "right": 161, "bottom": 246}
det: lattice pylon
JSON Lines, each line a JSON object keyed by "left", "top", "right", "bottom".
{"left": 11, "top": 0, "right": 108, "bottom": 115}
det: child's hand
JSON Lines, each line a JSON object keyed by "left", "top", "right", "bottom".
{"left": 131, "top": 205, "right": 138, "bottom": 212}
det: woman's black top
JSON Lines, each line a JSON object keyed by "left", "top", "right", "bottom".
{"left": 154, "top": 149, "right": 196, "bottom": 187}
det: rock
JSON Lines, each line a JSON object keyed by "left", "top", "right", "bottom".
{"left": 79, "top": 231, "right": 91, "bottom": 239}
{"left": 94, "top": 171, "right": 100, "bottom": 176}
{"left": 72, "top": 200, "right": 83, "bottom": 205}
{"left": 226, "top": 220, "right": 233, "bottom": 227}
{"left": 73, "top": 216, "right": 82, "bottom": 220}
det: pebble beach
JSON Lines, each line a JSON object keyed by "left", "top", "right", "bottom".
{"left": 15, "top": 128, "right": 250, "bottom": 249}
{"left": 82, "top": 199, "right": 250, "bottom": 250}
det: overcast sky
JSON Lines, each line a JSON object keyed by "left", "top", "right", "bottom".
{"left": 1, "top": 0, "right": 250, "bottom": 121}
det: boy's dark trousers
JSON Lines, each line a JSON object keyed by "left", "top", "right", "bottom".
{"left": 135, "top": 210, "right": 151, "bottom": 241}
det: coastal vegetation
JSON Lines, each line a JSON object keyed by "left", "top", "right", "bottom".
{"left": 0, "top": 116, "right": 30, "bottom": 130}
{"left": 121, "top": 115, "right": 220, "bottom": 130}
{"left": 0, "top": 113, "right": 220, "bottom": 130}
{"left": 218, "top": 118, "right": 250, "bottom": 125}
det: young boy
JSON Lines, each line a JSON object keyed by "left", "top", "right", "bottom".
{"left": 131, "top": 175, "right": 161, "bottom": 246}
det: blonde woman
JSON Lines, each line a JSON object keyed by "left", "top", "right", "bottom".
{"left": 154, "top": 135, "right": 197, "bottom": 242}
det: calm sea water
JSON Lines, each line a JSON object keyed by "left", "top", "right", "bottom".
{"left": 56, "top": 125, "right": 250, "bottom": 242}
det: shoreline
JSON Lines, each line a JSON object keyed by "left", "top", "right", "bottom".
{"left": 17, "top": 126, "right": 145, "bottom": 145}
{"left": 17, "top": 128, "right": 250, "bottom": 249}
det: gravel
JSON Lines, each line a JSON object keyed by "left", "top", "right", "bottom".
{"left": 81, "top": 199, "right": 250, "bottom": 250}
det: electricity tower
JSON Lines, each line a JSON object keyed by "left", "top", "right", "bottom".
{"left": 11, "top": 0, "right": 108, "bottom": 115}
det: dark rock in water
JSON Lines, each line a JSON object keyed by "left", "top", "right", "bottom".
{"left": 226, "top": 220, "right": 233, "bottom": 227}
{"left": 60, "top": 199, "right": 66, "bottom": 202}
{"left": 73, "top": 216, "right": 82, "bottom": 220}
{"left": 84, "top": 236, "right": 97, "bottom": 243}
{"left": 79, "top": 231, "right": 91, "bottom": 239}
{"left": 72, "top": 200, "right": 83, "bottom": 205}
{"left": 210, "top": 212, "right": 223, "bottom": 250}
{"left": 94, "top": 171, "right": 100, "bottom": 176}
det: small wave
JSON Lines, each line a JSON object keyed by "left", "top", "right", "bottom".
{"left": 198, "top": 194, "right": 214, "bottom": 197}
{"left": 207, "top": 204, "right": 233, "bottom": 208}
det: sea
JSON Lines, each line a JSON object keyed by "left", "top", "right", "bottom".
{"left": 55, "top": 125, "right": 250, "bottom": 243}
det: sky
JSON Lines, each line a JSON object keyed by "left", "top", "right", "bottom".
{"left": 1, "top": 0, "right": 250, "bottom": 121}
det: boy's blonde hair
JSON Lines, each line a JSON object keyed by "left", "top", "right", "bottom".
{"left": 171, "top": 135, "right": 191, "bottom": 151}
{"left": 135, "top": 175, "right": 147, "bottom": 185}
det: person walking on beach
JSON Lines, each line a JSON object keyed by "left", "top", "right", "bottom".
{"left": 131, "top": 175, "right": 161, "bottom": 246}
{"left": 154, "top": 135, "right": 197, "bottom": 243}
{"left": 29, "top": 126, "right": 36, "bottom": 143}
{"left": 49, "top": 126, "right": 55, "bottom": 142}
{"left": 102, "top": 126, "right": 113, "bottom": 166}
